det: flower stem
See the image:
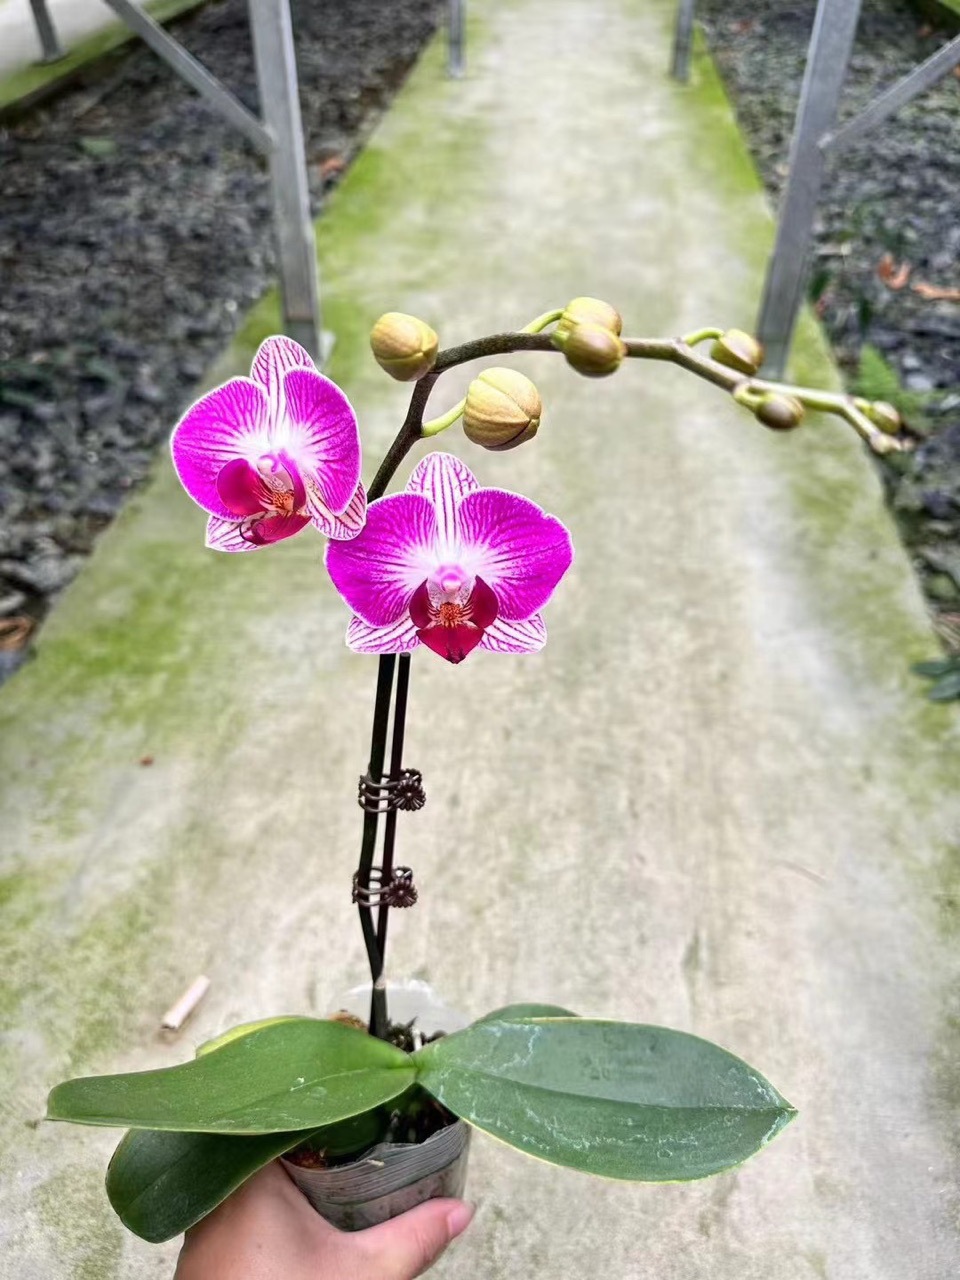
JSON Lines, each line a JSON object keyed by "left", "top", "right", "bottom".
{"left": 422, "top": 397, "right": 466, "bottom": 438}
{"left": 376, "top": 654, "right": 411, "bottom": 962}
{"left": 358, "top": 653, "right": 396, "bottom": 1039}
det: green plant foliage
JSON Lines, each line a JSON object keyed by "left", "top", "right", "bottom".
{"left": 414, "top": 1017, "right": 795, "bottom": 1181}
{"left": 911, "top": 656, "right": 960, "bottom": 702}
{"left": 853, "top": 344, "right": 931, "bottom": 431}
{"left": 47, "top": 1018, "right": 415, "bottom": 1134}
{"left": 474, "top": 1002, "right": 578, "bottom": 1023}
{"left": 106, "top": 1127, "right": 316, "bottom": 1243}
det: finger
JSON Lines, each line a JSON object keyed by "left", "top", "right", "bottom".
{"left": 353, "top": 1198, "right": 475, "bottom": 1280}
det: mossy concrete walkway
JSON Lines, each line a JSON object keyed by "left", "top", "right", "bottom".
{"left": 3, "top": 1, "right": 959, "bottom": 1276}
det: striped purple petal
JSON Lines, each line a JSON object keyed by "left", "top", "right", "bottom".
{"left": 456, "top": 488, "right": 573, "bottom": 621}
{"left": 171, "top": 378, "right": 271, "bottom": 518}
{"left": 325, "top": 493, "right": 436, "bottom": 626}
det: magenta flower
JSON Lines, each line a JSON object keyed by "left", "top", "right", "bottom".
{"left": 326, "top": 452, "right": 573, "bottom": 664}
{"left": 171, "top": 336, "right": 366, "bottom": 551}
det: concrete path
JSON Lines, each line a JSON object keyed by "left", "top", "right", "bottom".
{"left": 3, "top": 2, "right": 959, "bottom": 1277}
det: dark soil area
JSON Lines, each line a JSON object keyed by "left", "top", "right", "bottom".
{"left": 0, "top": 0, "right": 442, "bottom": 680}
{"left": 698, "top": 0, "right": 960, "bottom": 653}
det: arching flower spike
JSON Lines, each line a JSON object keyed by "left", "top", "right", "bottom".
{"left": 326, "top": 452, "right": 574, "bottom": 664}
{"left": 171, "top": 336, "right": 366, "bottom": 551}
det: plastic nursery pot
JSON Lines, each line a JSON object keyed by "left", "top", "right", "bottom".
{"left": 281, "top": 981, "right": 471, "bottom": 1232}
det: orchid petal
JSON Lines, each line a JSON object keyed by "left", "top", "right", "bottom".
{"left": 326, "top": 494, "right": 437, "bottom": 626}
{"left": 215, "top": 458, "right": 265, "bottom": 517}
{"left": 172, "top": 379, "right": 272, "bottom": 518}
{"left": 409, "top": 581, "right": 432, "bottom": 630}
{"left": 405, "top": 452, "right": 479, "bottom": 554}
{"left": 456, "top": 489, "right": 573, "bottom": 620}
{"left": 470, "top": 576, "right": 499, "bottom": 630}
{"left": 281, "top": 369, "right": 361, "bottom": 515}
{"left": 307, "top": 482, "right": 367, "bottom": 542}
{"left": 480, "top": 614, "right": 548, "bottom": 653}
{"left": 418, "top": 623, "right": 484, "bottom": 664}
{"left": 251, "top": 336, "right": 316, "bottom": 423}
{"left": 205, "top": 511, "right": 309, "bottom": 552}
{"left": 205, "top": 515, "right": 256, "bottom": 553}
{"left": 251, "top": 512, "right": 311, "bottom": 545}
{"left": 346, "top": 614, "right": 420, "bottom": 654}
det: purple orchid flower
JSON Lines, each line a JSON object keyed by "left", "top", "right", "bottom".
{"left": 326, "top": 452, "right": 573, "bottom": 664}
{"left": 171, "top": 336, "right": 366, "bottom": 551}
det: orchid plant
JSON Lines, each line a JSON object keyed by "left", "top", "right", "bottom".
{"left": 47, "top": 300, "right": 907, "bottom": 1246}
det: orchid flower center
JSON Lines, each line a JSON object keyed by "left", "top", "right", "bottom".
{"left": 409, "top": 574, "right": 500, "bottom": 664}
{"left": 433, "top": 563, "right": 470, "bottom": 597}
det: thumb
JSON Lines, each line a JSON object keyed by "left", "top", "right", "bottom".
{"left": 353, "top": 1198, "right": 475, "bottom": 1280}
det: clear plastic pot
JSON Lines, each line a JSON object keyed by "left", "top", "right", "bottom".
{"left": 281, "top": 981, "right": 471, "bottom": 1232}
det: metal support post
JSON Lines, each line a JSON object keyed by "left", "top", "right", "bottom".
{"left": 756, "top": 0, "right": 862, "bottom": 376}
{"left": 448, "top": 0, "right": 465, "bottom": 79}
{"left": 28, "top": 0, "right": 65, "bottom": 63}
{"left": 248, "top": 0, "right": 324, "bottom": 363}
{"left": 100, "top": 0, "right": 271, "bottom": 154}
{"left": 670, "top": 0, "right": 697, "bottom": 83}
{"left": 821, "top": 33, "right": 960, "bottom": 155}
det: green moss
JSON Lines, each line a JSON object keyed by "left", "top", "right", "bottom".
{"left": 0, "top": 0, "right": 209, "bottom": 115}
{"left": 36, "top": 1167, "right": 124, "bottom": 1280}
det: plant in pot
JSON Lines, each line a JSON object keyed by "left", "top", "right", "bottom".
{"left": 47, "top": 299, "right": 906, "bottom": 1246}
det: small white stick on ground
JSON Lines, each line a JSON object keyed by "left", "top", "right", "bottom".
{"left": 161, "top": 975, "right": 211, "bottom": 1031}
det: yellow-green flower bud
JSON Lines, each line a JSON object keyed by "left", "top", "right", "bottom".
{"left": 865, "top": 400, "right": 901, "bottom": 435}
{"left": 369, "top": 312, "right": 438, "bottom": 381}
{"left": 554, "top": 296, "right": 623, "bottom": 345}
{"left": 561, "top": 322, "right": 627, "bottom": 378}
{"left": 710, "top": 329, "right": 764, "bottom": 376}
{"left": 755, "top": 393, "right": 804, "bottom": 432}
{"left": 463, "top": 367, "right": 541, "bottom": 451}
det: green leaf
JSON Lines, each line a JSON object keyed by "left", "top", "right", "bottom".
{"left": 912, "top": 659, "right": 955, "bottom": 679}
{"left": 474, "top": 1003, "right": 578, "bottom": 1023}
{"left": 48, "top": 1018, "right": 415, "bottom": 1134}
{"left": 106, "top": 1127, "right": 315, "bottom": 1242}
{"left": 414, "top": 1018, "right": 795, "bottom": 1182}
{"left": 78, "top": 136, "right": 117, "bottom": 158}
{"left": 928, "top": 670, "right": 960, "bottom": 703}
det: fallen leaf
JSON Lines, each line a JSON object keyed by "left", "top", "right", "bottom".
{"left": 877, "top": 252, "right": 911, "bottom": 290}
{"left": 0, "top": 617, "right": 33, "bottom": 651}
{"left": 911, "top": 281, "right": 960, "bottom": 303}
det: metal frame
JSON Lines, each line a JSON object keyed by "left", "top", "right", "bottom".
{"left": 671, "top": 0, "right": 960, "bottom": 376}
{"left": 27, "top": 0, "right": 323, "bottom": 361}
{"left": 28, "top": 0, "right": 64, "bottom": 62}
{"left": 670, "top": 0, "right": 696, "bottom": 83}
{"left": 448, "top": 0, "right": 465, "bottom": 79}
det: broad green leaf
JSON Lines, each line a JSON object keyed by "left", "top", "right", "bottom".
{"left": 414, "top": 1018, "right": 795, "bottom": 1181}
{"left": 928, "top": 671, "right": 960, "bottom": 702}
{"left": 912, "top": 659, "right": 954, "bottom": 678}
{"left": 196, "top": 1016, "right": 302, "bottom": 1057}
{"left": 48, "top": 1018, "right": 415, "bottom": 1134}
{"left": 474, "top": 1003, "right": 578, "bottom": 1023}
{"left": 106, "top": 1127, "right": 315, "bottom": 1242}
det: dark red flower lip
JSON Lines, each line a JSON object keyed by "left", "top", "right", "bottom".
{"left": 409, "top": 576, "right": 499, "bottom": 664}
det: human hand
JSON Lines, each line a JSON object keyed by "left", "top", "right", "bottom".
{"left": 174, "top": 1161, "right": 475, "bottom": 1280}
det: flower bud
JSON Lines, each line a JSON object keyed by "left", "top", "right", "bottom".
{"left": 463, "top": 367, "right": 541, "bottom": 451}
{"left": 755, "top": 393, "right": 804, "bottom": 432}
{"left": 554, "top": 296, "right": 623, "bottom": 344}
{"left": 561, "top": 323, "right": 626, "bottom": 378}
{"left": 865, "top": 400, "right": 901, "bottom": 434}
{"left": 369, "top": 312, "right": 438, "bottom": 381}
{"left": 710, "top": 329, "right": 764, "bottom": 376}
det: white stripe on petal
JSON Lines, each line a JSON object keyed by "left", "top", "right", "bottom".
{"left": 205, "top": 514, "right": 258, "bottom": 553}
{"left": 406, "top": 452, "right": 478, "bottom": 554}
{"left": 346, "top": 614, "right": 420, "bottom": 653}
{"left": 251, "top": 335, "right": 316, "bottom": 430}
{"left": 308, "top": 482, "right": 367, "bottom": 541}
{"left": 479, "top": 614, "right": 547, "bottom": 654}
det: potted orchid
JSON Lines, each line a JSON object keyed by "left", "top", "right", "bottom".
{"left": 47, "top": 298, "right": 906, "bottom": 1245}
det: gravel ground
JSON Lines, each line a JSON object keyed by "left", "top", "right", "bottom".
{"left": 698, "top": 0, "right": 960, "bottom": 652}
{"left": 0, "top": 0, "right": 442, "bottom": 679}
{"left": 701, "top": 0, "right": 960, "bottom": 655}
